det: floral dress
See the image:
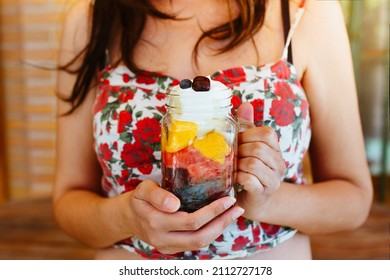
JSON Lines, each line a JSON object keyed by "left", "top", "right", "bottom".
{"left": 93, "top": 3, "right": 310, "bottom": 259}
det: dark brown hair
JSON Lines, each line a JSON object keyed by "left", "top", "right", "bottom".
{"left": 59, "top": 0, "right": 267, "bottom": 114}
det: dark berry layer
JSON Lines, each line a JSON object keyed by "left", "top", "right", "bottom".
{"left": 162, "top": 164, "right": 233, "bottom": 212}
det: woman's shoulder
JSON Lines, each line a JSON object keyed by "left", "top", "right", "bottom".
{"left": 299, "top": 0, "right": 344, "bottom": 26}
{"left": 291, "top": 0, "right": 348, "bottom": 71}
{"left": 60, "top": 0, "right": 92, "bottom": 54}
{"left": 298, "top": 0, "right": 347, "bottom": 53}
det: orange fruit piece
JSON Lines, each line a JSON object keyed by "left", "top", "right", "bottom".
{"left": 165, "top": 119, "right": 198, "bottom": 153}
{"left": 193, "top": 131, "right": 230, "bottom": 163}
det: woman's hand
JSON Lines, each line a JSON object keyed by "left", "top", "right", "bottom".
{"left": 126, "top": 180, "right": 244, "bottom": 254}
{"left": 235, "top": 103, "right": 286, "bottom": 221}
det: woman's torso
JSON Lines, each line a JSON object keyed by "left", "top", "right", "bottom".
{"left": 93, "top": 0, "right": 312, "bottom": 259}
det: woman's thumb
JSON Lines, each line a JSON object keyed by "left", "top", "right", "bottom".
{"left": 237, "top": 102, "right": 254, "bottom": 123}
{"left": 237, "top": 102, "right": 255, "bottom": 130}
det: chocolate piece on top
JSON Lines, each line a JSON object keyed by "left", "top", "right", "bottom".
{"left": 192, "top": 76, "right": 210, "bottom": 91}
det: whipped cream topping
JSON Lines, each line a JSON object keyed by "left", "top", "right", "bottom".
{"left": 167, "top": 78, "right": 232, "bottom": 121}
{"left": 167, "top": 78, "right": 234, "bottom": 139}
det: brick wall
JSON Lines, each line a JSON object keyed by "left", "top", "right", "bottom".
{"left": 1, "top": 0, "right": 78, "bottom": 200}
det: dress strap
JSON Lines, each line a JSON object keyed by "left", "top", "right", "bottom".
{"left": 281, "top": 0, "right": 305, "bottom": 62}
{"left": 281, "top": 0, "right": 293, "bottom": 63}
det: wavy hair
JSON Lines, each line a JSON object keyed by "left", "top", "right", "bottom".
{"left": 59, "top": 0, "right": 267, "bottom": 114}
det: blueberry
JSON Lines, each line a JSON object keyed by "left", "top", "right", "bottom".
{"left": 179, "top": 79, "right": 192, "bottom": 89}
{"left": 192, "top": 76, "right": 210, "bottom": 91}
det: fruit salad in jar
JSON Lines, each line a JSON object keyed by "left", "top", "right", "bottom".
{"left": 161, "top": 76, "right": 238, "bottom": 212}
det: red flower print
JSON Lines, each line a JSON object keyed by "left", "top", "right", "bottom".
{"left": 237, "top": 216, "right": 248, "bottom": 230}
{"left": 124, "top": 178, "right": 142, "bottom": 192}
{"left": 136, "top": 75, "right": 155, "bottom": 85}
{"left": 110, "top": 86, "right": 122, "bottom": 93}
{"left": 252, "top": 225, "right": 261, "bottom": 243}
{"left": 156, "top": 105, "right": 167, "bottom": 115}
{"left": 213, "top": 67, "right": 246, "bottom": 86}
{"left": 300, "top": 99, "right": 308, "bottom": 119}
{"left": 231, "top": 236, "right": 250, "bottom": 251}
{"left": 171, "top": 79, "right": 180, "bottom": 86}
{"left": 271, "top": 60, "right": 291, "bottom": 80}
{"left": 255, "top": 244, "right": 269, "bottom": 250}
{"left": 103, "top": 79, "right": 110, "bottom": 86}
{"left": 155, "top": 92, "right": 166, "bottom": 101}
{"left": 143, "top": 88, "right": 153, "bottom": 94}
{"left": 260, "top": 222, "right": 281, "bottom": 236}
{"left": 224, "top": 68, "right": 246, "bottom": 81}
{"left": 117, "top": 110, "right": 133, "bottom": 133}
{"left": 99, "top": 159, "right": 112, "bottom": 177}
{"left": 269, "top": 98, "right": 295, "bottom": 127}
{"left": 113, "top": 141, "right": 118, "bottom": 151}
{"left": 231, "top": 95, "right": 242, "bottom": 112}
{"left": 102, "top": 178, "right": 113, "bottom": 192}
{"left": 121, "top": 141, "right": 155, "bottom": 168}
{"left": 123, "top": 73, "right": 130, "bottom": 83}
{"left": 199, "top": 255, "right": 210, "bottom": 260}
{"left": 218, "top": 253, "right": 229, "bottom": 258}
{"left": 106, "top": 122, "right": 111, "bottom": 133}
{"left": 134, "top": 247, "right": 168, "bottom": 260}
{"left": 250, "top": 99, "right": 264, "bottom": 124}
{"left": 133, "top": 117, "right": 161, "bottom": 144}
{"left": 274, "top": 82, "right": 295, "bottom": 99}
{"left": 100, "top": 143, "right": 113, "bottom": 161}
{"left": 264, "top": 79, "right": 270, "bottom": 91}
{"left": 215, "top": 234, "right": 224, "bottom": 242}
{"left": 138, "top": 164, "right": 153, "bottom": 175}
{"left": 117, "top": 169, "right": 130, "bottom": 186}
{"left": 289, "top": 174, "right": 298, "bottom": 182}
{"left": 94, "top": 90, "right": 110, "bottom": 115}
{"left": 118, "top": 89, "right": 135, "bottom": 103}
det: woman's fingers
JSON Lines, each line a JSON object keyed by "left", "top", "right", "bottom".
{"left": 238, "top": 142, "right": 286, "bottom": 178}
{"left": 238, "top": 126, "right": 286, "bottom": 179}
{"left": 133, "top": 182, "right": 240, "bottom": 231}
{"left": 131, "top": 188, "right": 245, "bottom": 254}
{"left": 165, "top": 196, "right": 238, "bottom": 231}
{"left": 131, "top": 181, "right": 244, "bottom": 250}
{"left": 147, "top": 196, "right": 238, "bottom": 233}
{"left": 235, "top": 126, "right": 286, "bottom": 215}
{"left": 238, "top": 126, "right": 280, "bottom": 151}
{"left": 237, "top": 157, "right": 279, "bottom": 190}
{"left": 157, "top": 205, "right": 245, "bottom": 254}
{"left": 132, "top": 180, "right": 181, "bottom": 213}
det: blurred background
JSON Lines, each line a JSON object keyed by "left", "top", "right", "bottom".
{"left": 0, "top": 0, "right": 388, "bottom": 260}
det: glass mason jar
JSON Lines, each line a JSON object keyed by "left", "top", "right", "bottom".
{"left": 161, "top": 81, "right": 238, "bottom": 212}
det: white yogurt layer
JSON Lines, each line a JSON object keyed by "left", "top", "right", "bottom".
{"left": 168, "top": 78, "right": 232, "bottom": 121}
{"left": 167, "top": 78, "right": 234, "bottom": 139}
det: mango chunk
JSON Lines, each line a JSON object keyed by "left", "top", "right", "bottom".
{"left": 165, "top": 119, "right": 198, "bottom": 153}
{"left": 193, "top": 131, "right": 230, "bottom": 163}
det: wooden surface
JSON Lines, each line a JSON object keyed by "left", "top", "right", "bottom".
{"left": 0, "top": 11, "right": 8, "bottom": 203}
{"left": 310, "top": 203, "right": 389, "bottom": 260}
{"left": 0, "top": 197, "right": 95, "bottom": 260}
{"left": 0, "top": 197, "right": 389, "bottom": 260}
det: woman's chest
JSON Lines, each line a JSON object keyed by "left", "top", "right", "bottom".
{"left": 130, "top": 16, "right": 290, "bottom": 81}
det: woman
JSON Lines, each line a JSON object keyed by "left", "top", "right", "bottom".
{"left": 53, "top": 0, "right": 373, "bottom": 259}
